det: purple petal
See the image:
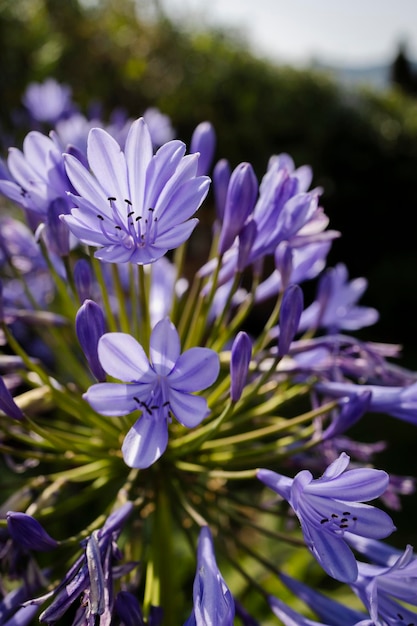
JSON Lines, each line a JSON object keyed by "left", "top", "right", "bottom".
{"left": 306, "top": 468, "right": 389, "bottom": 502}
{"left": 302, "top": 520, "right": 359, "bottom": 582}
{"left": 256, "top": 469, "right": 293, "bottom": 501}
{"left": 84, "top": 382, "right": 148, "bottom": 416}
{"left": 98, "top": 333, "right": 153, "bottom": 382}
{"left": 122, "top": 414, "right": 168, "bottom": 468}
{"left": 149, "top": 318, "right": 180, "bottom": 376}
{"left": 168, "top": 390, "right": 209, "bottom": 427}
{"left": 87, "top": 128, "right": 129, "bottom": 205}
{"left": 124, "top": 117, "right": 153, "bottom": 216}
{"left": 169, "top": 348, "right": 220, "bottom": 392}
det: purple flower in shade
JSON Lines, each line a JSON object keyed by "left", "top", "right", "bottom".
{"left": 184, "top": 526, "right": 234, "bottom": 626}
{"left": 28, "top": 502, "right": 135, "bottom": 624}
{"left": 352, "top": 544, "right": 417, "bottom": 626}
{"left": 75, "top": 299, "right": 107, "bottom": 381}
{"left": 84, "top": 318, "right": 220, "bottom": 468}
{"left": 278, "top": 571, "right": 370, "bottom": 625}
{"left": 6, "top": 512, "right": 58, "bottom": 551}
{"left": 298, "top": 264, "right": 379, "bottom": 334}
{"left": 190, "top": 121, "right": 216, "bottom": 176}
{"left": 257, "top": 453, "right": 395, "bottom": 583}
{"left": 268, "top": 594, "right": 372, "bottom": 626}
{"left": 22, "top": 78, "right": 74, "bottom": 124}
{"left": 62, "top": 117, "right": 210, "bottom": 264}
{"left": 212, "top": 159, "right": 231, "bottom": 222}
{"left": 315, "top": 380, "right": 417, "bottom": 425}
{"left": 230, "top": 331, "right": 252, "bottom": 402}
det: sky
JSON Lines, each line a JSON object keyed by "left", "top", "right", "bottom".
{"left": 160, "top": 0, "right": 417, "bottom": 67}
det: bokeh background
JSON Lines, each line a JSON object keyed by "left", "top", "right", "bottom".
{"left": 2, "top": 0, "right": 417, "bottom": 541}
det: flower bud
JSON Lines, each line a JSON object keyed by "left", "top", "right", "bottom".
{"left": 237, "top": 220, "right": 257, "bottom": 273}
{"left": 274, "top": 241, "right": 293, "bottom": 291}
{"left": 75, "top": 300, "right": 106, "bottom": 381}
{"left": 190, "top": 121, "right": 216, "bottom": 176}
{"left": 230, "top": 331, "right": 252, "bottom": 402}
{"left": 7, "top": 511, "right": 58, "bottom": 551}
{"left": 218, "top": 162, "right": 258, "bottom": 256}
{"left": 47, "top": 197, "right": 70, "bottom": 256}
{"left": 277, "top": 284, "right": 303, "bottom": 357}
{"left": 213, "top": 158, "right": 231, "bottom": 222}
{"left": 114, "top": 591, "right": 144, "bottom": 626}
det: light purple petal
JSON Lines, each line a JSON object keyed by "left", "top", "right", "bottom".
{"left": 98, "top": 333, "right": 153, "bottom": 381}
{"left": 87, "top": 128, "right": 129, "bottom": 205}
{"left": 84, "top": 382, "right": 142, "bottom": 415}
{"left": 149, "top": 318, "right": 180, "bottom": 376}
{"left": 256, "top": 469, "right": 293, "bottom": 501}
{"left": 302, "top": 520, "right": 359, "bottom": 583}
{"left": 152, "top": 218, "right": 199, "bottom": 249}
{"left": 122, "top": 414, "right": 168, "bottom": 468}
{"left": 168, "top": 390, "right": 209, "bottom": 427}
{"left": 169, "top": 348, "right": 220, "bottom": 392}
{"left": 124, "top": 117, "right": 153, "bottom": 215}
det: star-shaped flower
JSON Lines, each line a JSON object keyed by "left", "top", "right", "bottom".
{"left": 84, "top": 318, "right": 220, "bottom": 468}
{"left": 257, "top": 453, "right": 395, "bottom": 583}
{"left": 62, "top": 117, "right": 210, "bottom": 264}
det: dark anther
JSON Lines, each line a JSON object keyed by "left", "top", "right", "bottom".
{"left": 127, "top": 211, "right": 134, "bottom": 217}
{"left": 163, "top": 401, "right": 170, "bottom": 407}
{"left": 342, "top": 511, "right": 351, "bottom": 516}
{"left": 320, "top": 518, "right": 329, "bottom": 524}
{"left": 340, "top": 518, "right": 348, "bottom": 523}
{"left": 115, "top": 225, "right": 122, "bottom": 230}
{"left": 331, "top": 514, "right": 338, "bottom": 518}
{"left": 136, "top": 216, "right": 141, "bottom": 221}
{"left": 125, "top": 199, "right": 132, "bottom": 205}
{"left": 397, "top": 615, "right": 404, "bottom": 621}
{"left": 352, "top": 517, "right": 357, "bottom": 521}
{"left": 339, "top": 524, "right": 348, "bottom": 529}
{"left": 148, "top": 207, "right": 154, "bottom": 212}
{"left": 97, "top": 214, "right": 104, "bottom": 221}
{"left": 108, "top": 196, "right": 117, "bottom": 201}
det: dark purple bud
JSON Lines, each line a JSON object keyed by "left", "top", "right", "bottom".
{"left": 213, "top": 158, "right": 231, "bottom": 222}
{"left": 237, "top": 220, "right": 257, "bottom": 272}
{"left": 73, "top": 259, "right": 94, "bottom": 302}
{"left": 7, "top": 512, "right": 58, "bottom": 551}
{"left": 0, "top": 376, "right": 24, "bottom": 421}
{"left": 230, "top": 332, "right": 252, "bottom": 402}
{"left": 75, "top": 300, "right": 106, "bottom": 381}
{"left": 218, "top": 162, "right": 258, "bottom": 255}
{"left": 47, "top": 198, "right": 70, "bottom": 256}
{"left": 274, "top": 242, "right": 293, "bottom": 291}
{"left": 115, "top": 592, "right": 144, "bottom": 626}
{"left": 190, "top": 121, "right": 216, "bottom": 176}
{"left": 321, "top": 391, "right": 372, "bottom": 441}
{"left": 278, "top": 284, "right": 303, "bottom": 357}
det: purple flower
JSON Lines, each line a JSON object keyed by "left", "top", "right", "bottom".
{"left": 62, "top": 117, "right": 210, "bottom": 264}
{"left": 84, "top": 318, "right": 220, "bottom": 468}
{"left": 28, "top": 502, "right": 135, "bottom": 624}
{"left": 184, "top": 526, "right": 234, "bottom": 626}
{"left": 6, "top": 512, "right": 58, "bottom": 551}
{"left": 298, "top": 264, "right": 379, "bottom": 333}
{"left": 257, "top": 453, "right": 395, "bottom": 582}
{"left": 315, "top": 380, "right": 417, "bottom": 425}
{"left": 0, "top": 131, "right": 73, "bottom": 217}
{"left": 352, "top": 544, "right": 417, "bottom": 625}
{"left": 277, "top": 284, "right": 304, "bottom": 357}
{"left": 22, "top": 78, "right": 73, "bottom": 124}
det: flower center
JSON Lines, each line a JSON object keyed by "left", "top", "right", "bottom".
{"left": 319, "top": 510, "right": 358, "bottom": 533}
{"left": 96, "top": 197, "right": 158, "bottom": 249}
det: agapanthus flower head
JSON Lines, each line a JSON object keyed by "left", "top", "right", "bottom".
{"left": 257, "top": 452, "right": 396, "bottom": 583}
{"left": 62, "top": 117, "right": 210, "bottom": 264}
{"left": 84, "top": 317, "right": 220, "bottom": 468}
{"left": 184, "top": 526, "right": 234, "bottom": 626}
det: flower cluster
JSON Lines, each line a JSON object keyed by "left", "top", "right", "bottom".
{"left": 1, "top": 77, "right": 417, "bottom": 625}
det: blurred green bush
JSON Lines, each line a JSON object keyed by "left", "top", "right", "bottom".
{"left": 1, "top": 0, "right": 417, "bottom": 364}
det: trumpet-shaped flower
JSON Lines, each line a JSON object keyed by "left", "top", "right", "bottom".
{"left": 84, "top": 318, "right": 220, "bottom": 468}
{"left": 62, "top": 117, "right": 210, "bottom": 264}
{"left": 257, "top": 453, "right": 395, "bottom": 583}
